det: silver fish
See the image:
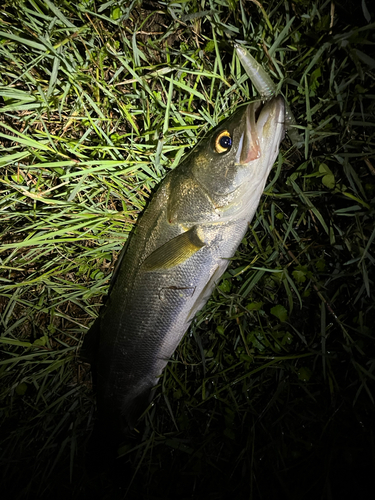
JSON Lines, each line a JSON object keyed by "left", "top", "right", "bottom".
{"left": 83, "top": 96, "right": 285, "bottom": 436}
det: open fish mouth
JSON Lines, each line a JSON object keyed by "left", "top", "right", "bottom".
{"left": 256, "top": 95, "right": 285, "bottom": 135}
{"left": 239, "top": 96, "right": 285, "bottom": 165}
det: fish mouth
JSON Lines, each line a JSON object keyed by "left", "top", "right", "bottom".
{"left": 239, "top": 96, "right": 285, "bottom": 165}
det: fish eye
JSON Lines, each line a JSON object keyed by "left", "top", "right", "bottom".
{"left": 215, "top": 131, "right": 232, "bottom": 154}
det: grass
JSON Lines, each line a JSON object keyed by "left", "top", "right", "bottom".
{"left": 1, "top": 0, "right": 375, "bottom": 498}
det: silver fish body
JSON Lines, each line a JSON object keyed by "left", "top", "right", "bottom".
{"left": 84, "top": 96, "right": 285, "bottom": 433}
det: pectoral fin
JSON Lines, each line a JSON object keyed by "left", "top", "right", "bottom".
{"left": 142, "top": 226, "right": 205, "bottom": 271}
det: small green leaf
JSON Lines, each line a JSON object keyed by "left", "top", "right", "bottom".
{"left": 173, "top": 389, "right": 182, "bottom": 399}
{"left": 204, "top": 40, "right": 215, "bottom": 53}
{"left": 216, "top": 325, "right": 225, "bottom": 335}
{"left": 283, "top": 332, "right": 293, "bottom": 345}
{"left": 322, "top": 174, "right": 335, "bottom": 189}
{"left": 319, "top": 163, "right": 332, "bottom": 175}
{"left": 11, "top": 173, "right": 25, "bottom": 183}
{"left": 315, "top": 259, "right": 326, "bottom": 272}
{"left": 270, "top": 305, "right": 288, "bottom": 322}
{"left": 16, "top": 383, "right": 28, "bottom": 396}
{"left": 319, "top": 163, "right": 335, "bottom": 188}
{"left": 111, "top": 6, "right": 121, "bottom": 20}
{"left": 33, "top": 337, "right": 46, "bottom": 346}
{"left": 246, "top": 301, "right": 264, "bottom": 311}
{"left": 218, "top": 279, "right": 231, "bottom": 293}
{"left": 297, "top": 367, "right": 312, "bottom": 382}
{"left": 247, "top": 330, "right": 269, "bottom": 351}
{"left": 292, "top": 269, "right": 307, "bottom": 283}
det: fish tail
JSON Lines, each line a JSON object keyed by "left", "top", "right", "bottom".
{"left": 84, "top": 417, "right": 135, "bottom": 492}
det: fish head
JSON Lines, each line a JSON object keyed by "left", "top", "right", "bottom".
{"left": 191, "top": 96, "right": 285, "bottom": 203}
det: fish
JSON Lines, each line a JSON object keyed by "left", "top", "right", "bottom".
{"left": 234, "top": 43, "right": 303, "bottom": 148}
{"left": 82, "top": 95, "right": 285, "bottom": 444}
